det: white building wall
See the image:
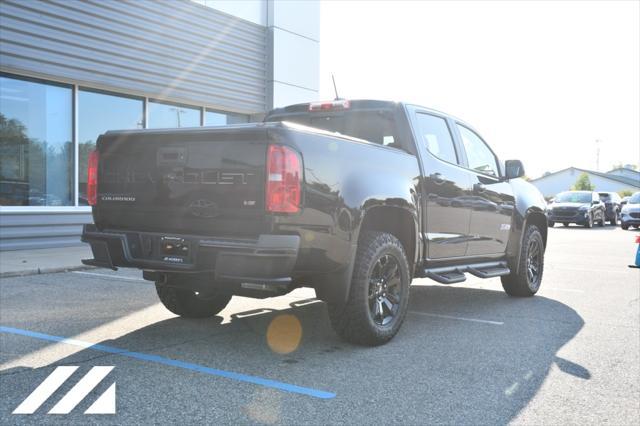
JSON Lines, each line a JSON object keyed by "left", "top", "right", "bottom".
{"left": 532, "top": 168, "right": 638, "bottom": 198}
{"left": 193, "top": 0, "right": 321, "bottom": 109}
{"left": 267, "top": 0, "right": 320, "bottom": 107}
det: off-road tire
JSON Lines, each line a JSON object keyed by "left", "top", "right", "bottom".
{"left": 327, "top": 231, "right": 410, "bottom": 346}
{"left": 155, "top": 283, "right": 232, "bottom": 318}
{"left": 501, "top": 224, "right": 544, "bottom": 297}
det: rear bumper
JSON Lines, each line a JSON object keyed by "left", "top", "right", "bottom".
{"left": 81, "top": 224, "right": 300, "bottom": 286}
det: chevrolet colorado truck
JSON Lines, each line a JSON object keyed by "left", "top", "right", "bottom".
{"left": 82, "top": 99, "right": 548, "bottom": 345}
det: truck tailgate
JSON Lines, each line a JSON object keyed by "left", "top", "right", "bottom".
{"left": 93, "top": 127, "right": 268, "bottom": 237}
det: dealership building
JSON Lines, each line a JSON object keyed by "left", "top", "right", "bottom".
{"left": 0, "top": 0, "right": 320, "bottom": 250}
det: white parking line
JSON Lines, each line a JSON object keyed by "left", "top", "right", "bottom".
{"left": 409, "top": 311, "right": 504, "bottom": 325}
{"left": 72, "top": 271, "right": 147, "bottom": 283}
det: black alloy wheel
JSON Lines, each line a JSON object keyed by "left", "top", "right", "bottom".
{"left": 501, "top": 224, "right": 544, "bottom": 297}
{"left": 525, "top": 237, "right": 542, "bottom": 289}
{"left": 327, "top": 231, "right": 410, "bottom": 346}
{"left": 368, "top": 254, "right": 402, "bottom": 326}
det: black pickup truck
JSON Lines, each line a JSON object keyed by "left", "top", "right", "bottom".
{"left": 82, "top": 99, "right": 548, "bottom": 345}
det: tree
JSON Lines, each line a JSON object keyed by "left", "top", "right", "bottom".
{"left": 619, "top": 189, "right": 635, "bottom": 197}
{"left": 571, "top": 172, "right": 595, "bottom": 191}
{"left": 611, "top": 162, "right": 638, "bottom": 171}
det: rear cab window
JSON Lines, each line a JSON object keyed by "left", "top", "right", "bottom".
{"left": 265, "top": 102, "right": 404, "bottom": 151}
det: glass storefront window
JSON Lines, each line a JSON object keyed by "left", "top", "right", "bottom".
{"left": 148, "top": 100, "right": 200, "bottom": 128}
{"left": 0, "top": 76, "right": 73, "bottom": 206}
{"left": 78, "top": 89, "right": 143, "bottom": 205}
{"left": 205, "top": 109, "right": 249, "bottom": 126}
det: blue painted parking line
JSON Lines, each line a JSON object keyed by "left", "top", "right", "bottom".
{"left": 0, "top": 326, "right": 336, "bottom": 400}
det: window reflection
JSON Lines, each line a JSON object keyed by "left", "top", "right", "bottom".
{"left": 78, "top": 89, "right": 143, "bottom": 205}
{"left": 205, "top": 109, "right": 248, "bottom": 126}
{"left": 0, "top": 76, "right": 73, "bottom": 206}
{"left": 148, "top": 100, "right": 200, "bottom": 128}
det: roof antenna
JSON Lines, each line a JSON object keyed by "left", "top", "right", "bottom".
{"left": 332, "top": 74, "right": 341, "bottom": 100}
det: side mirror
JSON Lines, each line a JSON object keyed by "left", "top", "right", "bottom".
{"left": 504, "top": 159, "right": 525, "bottom": 180}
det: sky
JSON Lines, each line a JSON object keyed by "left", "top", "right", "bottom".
{"left": 319, "top": 0, "right": 640, "bottom": 179}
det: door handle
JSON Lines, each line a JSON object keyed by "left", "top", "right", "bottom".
{"left": 429, "top": 173, "right": 445, "bottom": 184}
{"left": 473, "top": 183, "right": 486, "bottom": 193}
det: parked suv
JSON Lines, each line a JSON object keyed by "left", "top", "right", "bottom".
{"left": 547, "top": 191, "right": 606, "bottom": 228}
{"left": 598, "top": 192, "right": 622, "bottom": 225}
{"left": 620, "top": 192, "right": 640, "bottom": 230}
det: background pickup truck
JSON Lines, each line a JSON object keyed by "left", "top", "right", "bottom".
{"left": 82, "top": 99, "right": 548, "bottom": 345}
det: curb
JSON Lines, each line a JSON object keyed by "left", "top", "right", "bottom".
{"left": 0, "top": 264, "right": 96, "bottom": 279}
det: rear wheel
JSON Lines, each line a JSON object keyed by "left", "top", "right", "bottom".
{"left": 548, "top": 221, "right": 554, "bottom": 227}
{"left": 155, "top": 282, "right": 232, "bottom": 318}
{"left": 501, "top": 224, "right": 544, "bottom": 297}
{"left": 609, "top": 212, "right": 618, "bottom": 226}
{"left": 621, "top": 223, "right": 629, "bottom": 230}
{"left": 599, "top": 215, "right": 605, "bottom": 227}
{"left": 327, "top": 231, "right": 410, "bottom": 346}
{"left": 563, "top": 222, "right": 569, "bottom": 227}
{"left": 584, "top": 214, "right": 593, "bottom": 228}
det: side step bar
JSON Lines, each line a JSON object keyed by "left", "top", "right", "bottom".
{"left": 423, "top": 261, "right": 510, "bottom": 284}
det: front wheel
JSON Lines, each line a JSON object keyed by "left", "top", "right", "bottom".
{"left": 548, "top": 221, "right": 555, "bottom": 227}
{"left": 584, "top": 214, "right": 593, "bottom": 228}
{"left": 609, "top": 212, "right": 618, "bottom": 226}
{"left": 327, "top": 231, "right": 410, "bottom": 346}
{"left": 501, "top": 224, "right": 544, "bottom": 297}
{"left": 156, "top": 282, "right": 232, "bottom": 318}
{"left": 621, "top": 223, "right": 629, "bottom": 230}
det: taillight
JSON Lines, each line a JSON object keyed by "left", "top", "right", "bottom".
{"left": 266, "top": 145, "right": 302, "bottom": 213}
{"left": 87, "top": 149, "right": 99, "bottom": 206}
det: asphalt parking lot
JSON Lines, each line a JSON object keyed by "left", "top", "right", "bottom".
{"left": 1, "top": 226, "right": 638, "bottom": 425}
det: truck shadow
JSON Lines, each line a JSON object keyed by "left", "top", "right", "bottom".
{"left": 1, "top": 285, "right": 585, "bottom": 424}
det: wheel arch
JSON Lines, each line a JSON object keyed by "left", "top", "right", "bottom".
{"left": 357, "top": 205, "right": 419, "bottom": 276}
{"left": 511, "top": 209, "right": 548, "bottom": 274}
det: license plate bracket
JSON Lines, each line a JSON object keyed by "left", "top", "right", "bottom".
{"left": 160, "top": 236, "right": 191, "bottom": 264}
